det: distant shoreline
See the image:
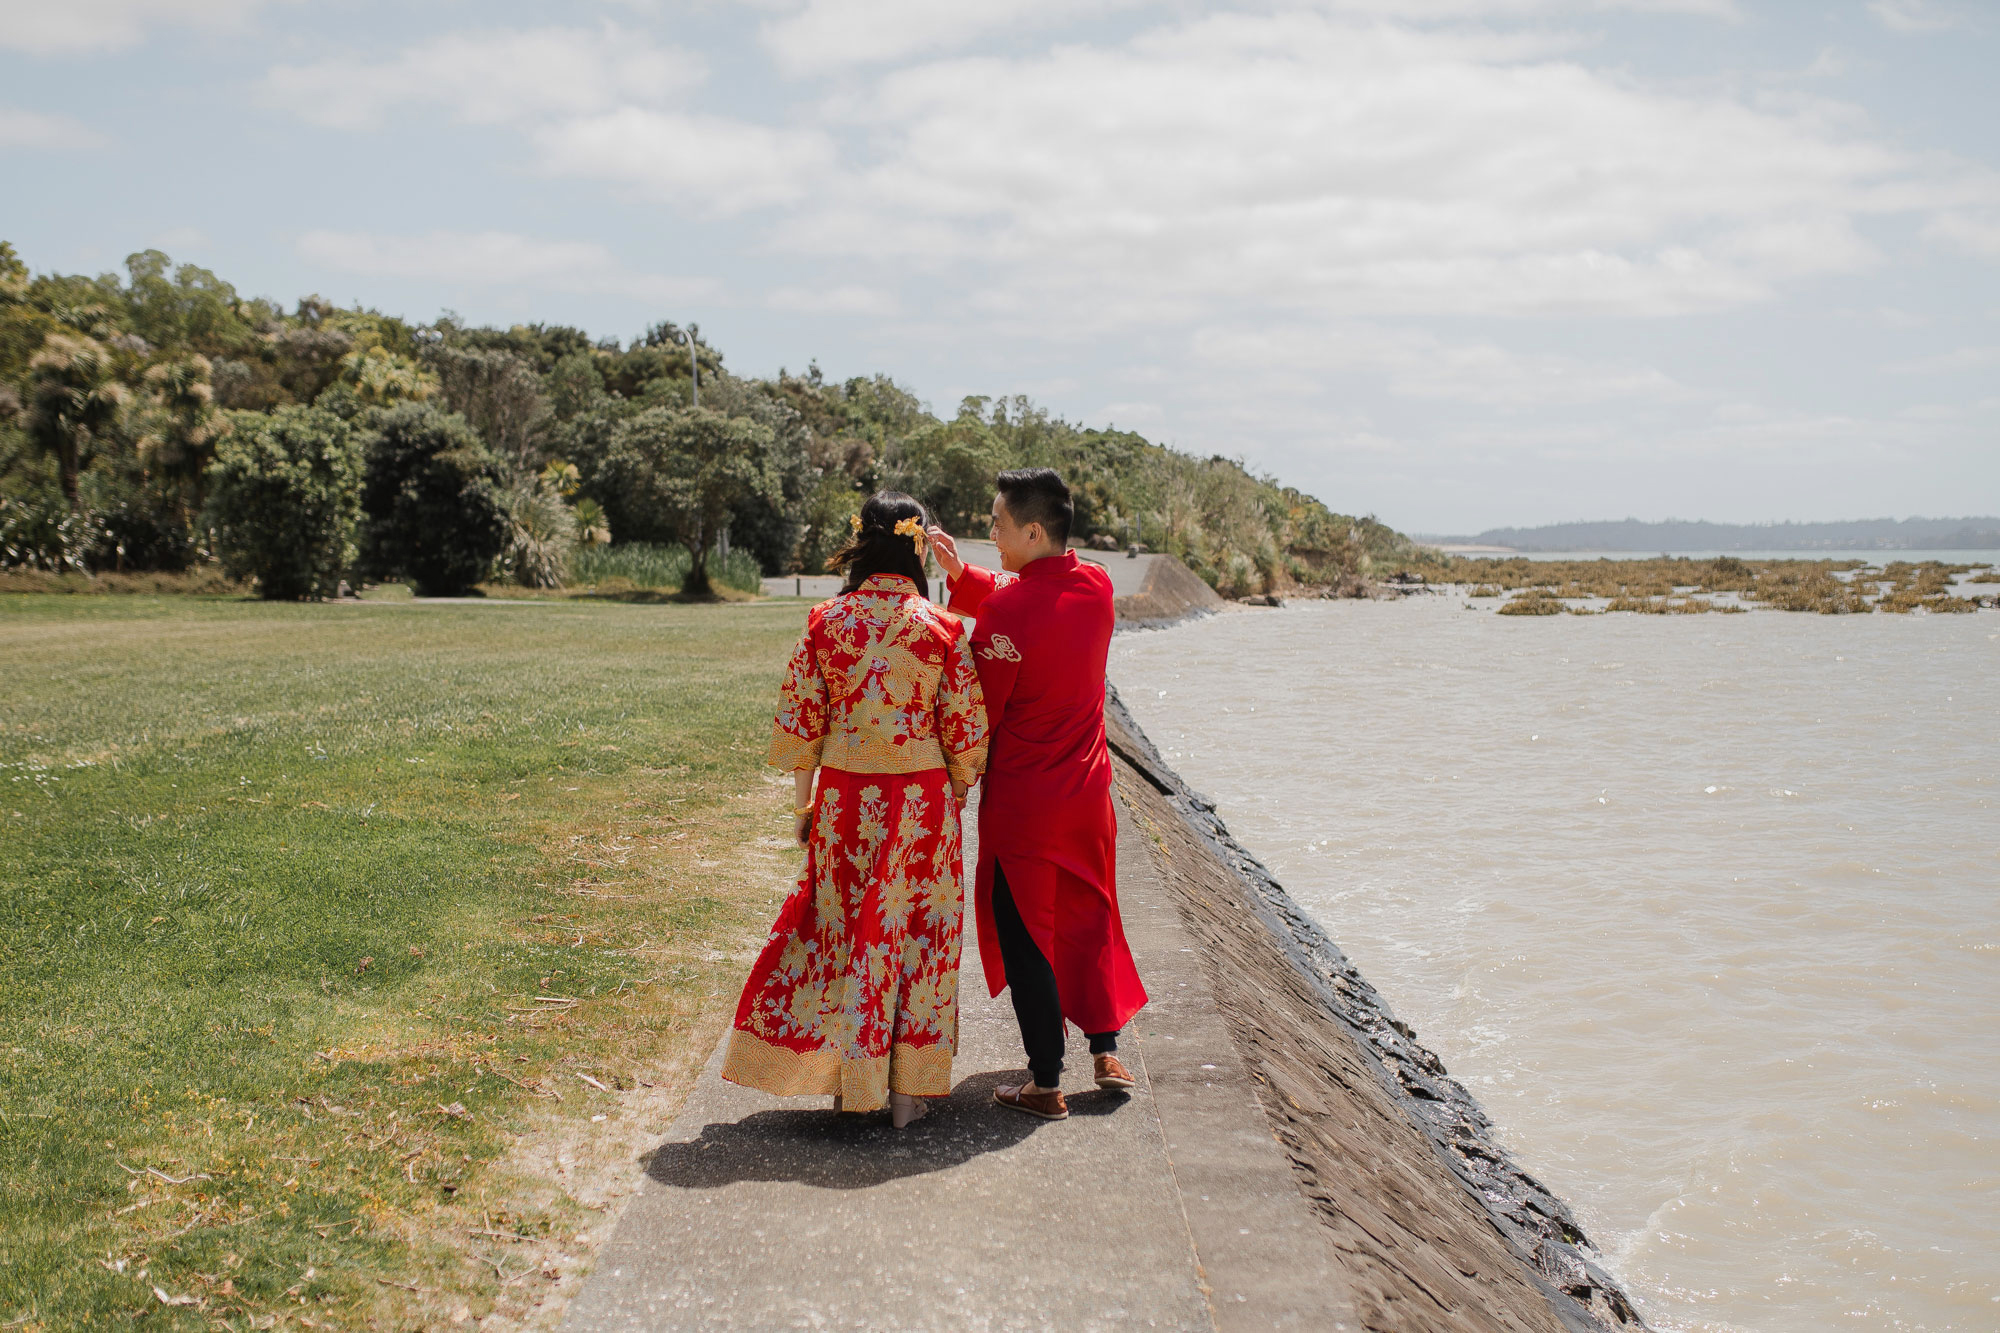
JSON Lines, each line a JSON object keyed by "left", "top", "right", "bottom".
{"left": 1417, "top": 516, "right": 2000, "bottom": 553}
{"left": 1424, "top": 546, "right": 2000, "bottom": 564}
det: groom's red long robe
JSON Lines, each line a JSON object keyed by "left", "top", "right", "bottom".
{"left": 946, "top": 550, "right": 1147, "bottom": 1033}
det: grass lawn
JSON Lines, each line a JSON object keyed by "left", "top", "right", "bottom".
{"left": 0, "top": 594, "right": 809, "bottom": 1331}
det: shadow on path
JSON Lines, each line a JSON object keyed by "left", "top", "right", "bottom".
{"left": 643, "top": 1070, "right": 1133, "bottom": 1191}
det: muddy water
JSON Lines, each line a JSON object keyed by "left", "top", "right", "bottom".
{"left": 1109, "top": 599, "right": 1999, "bottom": 1333}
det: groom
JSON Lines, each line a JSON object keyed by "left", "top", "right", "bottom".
{"left": 928, "top": 468, "right": 1148, "bottom": 1121}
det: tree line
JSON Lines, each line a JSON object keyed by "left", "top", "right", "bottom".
{"left": 0, "top": 242, "right": 1419, "bottom": 599}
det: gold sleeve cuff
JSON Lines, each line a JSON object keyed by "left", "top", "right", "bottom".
{"left": 767, "top": 729, "right": 824, "bottom": 772}
{"left": 945, "top": 742, "right": 989, "bottom": 789}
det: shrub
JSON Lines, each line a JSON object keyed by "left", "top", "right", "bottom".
{"left": 572, "top": 497, "right": 612, "bottom": 546}
{"left": 500, "top": 481, "right": 577, "bottom": 589}
{"left": 1217, "top": 550, "right": 1262, "bottom": 599}
{"left": 358, "top": 402, "right": 511, "bottom": 597}
{"left": 205, "top": 405, "right": 362, "bottom": 600}
{"left": 80, "top": 468, "right": 200, "bottom": 572}
{"left": 0, "top": 486, "right": 100, "bottom": 572}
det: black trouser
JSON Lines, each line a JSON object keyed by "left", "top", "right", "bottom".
{"left": 992, "top": 864, "right": 1118, "bottom": 1088}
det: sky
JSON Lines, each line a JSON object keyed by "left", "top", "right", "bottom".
{"left": 2, "top": 0, "right": 1996, "bottom": 534}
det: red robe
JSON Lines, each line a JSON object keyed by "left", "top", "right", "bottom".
{"left": 947, "top": 551, "right": 1148, "bottom": 1034}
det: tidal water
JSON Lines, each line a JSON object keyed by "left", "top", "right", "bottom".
{"left": 1110, "top": 599, "right": 1998, "bottom": 1333}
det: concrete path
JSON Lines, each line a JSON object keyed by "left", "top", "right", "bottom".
{"left": 563, "top": 794, "right": 1347, "bottom": 1332}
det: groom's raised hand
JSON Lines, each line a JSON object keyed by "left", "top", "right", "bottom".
{"left": 926, "top": 526, "right": 965, "bottom": 580}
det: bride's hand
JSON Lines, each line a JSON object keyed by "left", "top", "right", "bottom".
{"left": 794, "top": 809, "right": 813, "bottom": 846}
{"left": 951, "top": 779, "right": 968, "bottom": 805}
{"left": 927, "top": 526, "right": 964, "bottom": 580}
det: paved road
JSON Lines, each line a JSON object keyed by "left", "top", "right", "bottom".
{"left": 563, "top": 791, "right": 1348, "bottom": 1332}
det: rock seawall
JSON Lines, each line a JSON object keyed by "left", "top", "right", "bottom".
{"left": 1106, "top": 684, "right": 1650, "bottom": 1332}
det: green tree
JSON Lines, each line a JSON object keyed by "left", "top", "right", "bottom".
{"left": 205, "top": 405, "right": 362, "bottom": 599}
{"left": 119, "top": 250, "right": 254, "bottom": 356}
{"left": 0, "top": 241, "right": 23, "bottom": 291}
{"left": 698, "top": 373, "right": 813, "bottom": 574}
{"left": 23, "top": 333, "right": 128, "bottom": 509}
{"left": 338, "top": 345, "right": 437, "bottom": 405}
{"left": 0, "top": 242, "right": 60, "bottom": 387}
{"left": 886, "top": 415, "right": 1009, "bottom": 534}
{"left": 599, "top": 407, "right": 780, "bottom": 597}
{"left": 424, "top": 343, "right": 546, "bottom": 468}
{"left": 357, "top": 402, "right": 511, "bottom": 596}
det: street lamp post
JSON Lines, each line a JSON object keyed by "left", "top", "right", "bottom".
{"left": 683, "top": 325, "right": 699, "bottom": 410}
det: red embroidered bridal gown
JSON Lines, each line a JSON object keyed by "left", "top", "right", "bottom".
{"left": 721, "top": 574, "right": 989, "bottom": 1111}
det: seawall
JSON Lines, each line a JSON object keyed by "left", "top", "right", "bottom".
{"left": 1111, "top": 551, "right": 1226, "bottom": 627}
{"left": 1104, "top": 683, "right": 1650, "bottom": 1332}
{"left": 937, "top": 540, "right": 1226, "bottom": 628}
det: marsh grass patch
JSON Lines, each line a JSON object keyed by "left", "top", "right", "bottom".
{"left": 1443, "top": 555, "right": 1988, "bottom": 615}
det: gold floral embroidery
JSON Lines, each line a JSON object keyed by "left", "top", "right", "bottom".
{"left": 767, "top": 575, "right": 989, "bottom": 781}
{"left": 725, "top": 767, "right": 966, "bottom": 1112}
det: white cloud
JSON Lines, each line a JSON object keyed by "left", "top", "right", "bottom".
{"left": 0, "top": 0, "right": 270, "bottom": 54}
{"left": 295, "top": 229, "right": 713, "bottom": 303}
{"left": 770, "top": 13, "right": 1945, "bottom": 322}
{"left": 759, "top": 0, "right": 1130, "bottom": 75}
{"left": 0, "top": 107, "right": 107, "bottom": 150}
{"left": 1200, "top": 322, "right": 1686, "bottom": 410}
{"left": 534, "top": 110, "right": 832, "bottom": 214}
{"left": 755, "top": 0, "right": 1740, "bottom": 73}
{"left": 260, "top": 25, "right": 820, "bottom": 214}
{"left": 1924, "top": 211, "right": 2000, "bottom": 260}
{"left": 768, "top": 284, "right": 901, "bottom": 315}
{"left": 1867, "top": 0, "right": 1963, "bottom": 32}
{"left": 1888, "top": 345, "right": 2000, "bottom": 375}
{"left": 264, "top": 26, "right": 702, "bottom": 131}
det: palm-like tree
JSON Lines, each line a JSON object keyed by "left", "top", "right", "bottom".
{"left": 25, "top": 333, "right": 128, "bottom": 510}
{"left": 139, "top": 355, "right": 229, "bottom": 518}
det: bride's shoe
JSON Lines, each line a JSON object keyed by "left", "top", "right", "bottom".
{"left": 888, "top": 1093, "right": 929, "bottom": 1129}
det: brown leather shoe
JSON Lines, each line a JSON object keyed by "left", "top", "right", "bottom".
{"left": 1094, "top": 1053, "right": 1136, "bottom": 1091}
{"left": 994, "top": 1082, "right": 1069, "bottom": 1120}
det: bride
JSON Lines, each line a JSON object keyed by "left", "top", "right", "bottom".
{"left": 720, "top": 492, "right": 989, "bottom": 1128}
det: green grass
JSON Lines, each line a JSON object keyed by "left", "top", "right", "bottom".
{"left": 0, "top": 594, "right": 805, "bottom": 1330}
{"left": 568, "top": 544, "right": 762, "bottom": 595}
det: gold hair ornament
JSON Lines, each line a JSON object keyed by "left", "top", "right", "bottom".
{"left": 849, "top": 514, "right": 863, "bottom": 534}
{"left": 893, "top": 516, "right": 927, "bottom": 556}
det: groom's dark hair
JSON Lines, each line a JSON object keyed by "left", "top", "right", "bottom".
{"left": 995, "top": 468, "right": 1071, "bottom": 546}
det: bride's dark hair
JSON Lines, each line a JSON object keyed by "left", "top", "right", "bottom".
{"left": 824, "top": 490, "right": 930, "bottom": 600}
